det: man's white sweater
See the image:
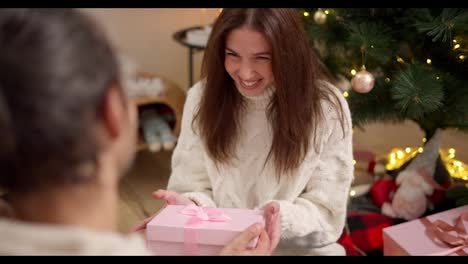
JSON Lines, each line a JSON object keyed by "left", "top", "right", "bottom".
{"left": 0, "top": 218, "right": 150, "bottom": 255}
{"left": 167, "top": 81, "right": 354, "bottom": 255}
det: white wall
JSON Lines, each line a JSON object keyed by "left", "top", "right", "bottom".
{"left": 81, "top": 8, "right": 220, "bottom": 91}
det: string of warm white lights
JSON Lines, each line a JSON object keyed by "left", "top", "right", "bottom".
{"left": 301, "top": 9, "right": 467, "bottom": 97}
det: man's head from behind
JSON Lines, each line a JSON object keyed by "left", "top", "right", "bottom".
{"left": 0, "top": 8, "right": 137, "bottom": 194}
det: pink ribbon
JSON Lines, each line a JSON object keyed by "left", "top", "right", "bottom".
{"left": 420, "top": 212, "right": 468, "bottom": 256}
{"left": 178, "top": 205, "right": 231, "bottom": 255}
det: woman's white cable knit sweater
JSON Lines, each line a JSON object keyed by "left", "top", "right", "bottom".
{"left": 167, "top": 81, "right": 354, "bottom": 255}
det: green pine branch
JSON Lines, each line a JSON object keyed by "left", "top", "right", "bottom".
{"left": 391, "top": 63, "right": 444, "bottom": 120}
{"left": 301, "top": 8, "right": 468, "bottom": 136}
{"left": 409, "top": 8, "right": 468, "bottom": 43}
{"left": 347, "top": 77, "right": 404, "bottom": 128}
{"left": 345, "top": 22, "right": 395, "bottom": 64}
{"left": 439, "top": 75, "right": 468, "bottom": 129}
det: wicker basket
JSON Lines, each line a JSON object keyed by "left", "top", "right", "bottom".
{"left": 130, "top": 72, "right": 186, "bottom": 151}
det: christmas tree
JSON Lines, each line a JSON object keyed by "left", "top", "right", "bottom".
{"left": 300, "top": 8, "right": 468, "bottom": 141}
{"left": 300, "top": 9, "right": 468, "bottom": 213}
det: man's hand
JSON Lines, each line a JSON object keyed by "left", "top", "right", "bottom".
{"left": 262, "top": 202, "right": 281, "bottom": 254}
{"left": 220, "top": 223, "right": 271, "bottom": 256}
{"left": 132, "top": 189, "right": 195, "bottom": 232}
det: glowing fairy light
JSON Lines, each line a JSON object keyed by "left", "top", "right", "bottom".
{"left": 385, "top": 147, "right": 467, "bottom": 180}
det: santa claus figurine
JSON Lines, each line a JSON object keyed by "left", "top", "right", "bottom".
{"left": 370, "top": 130, "right": 450, "bottom": 220}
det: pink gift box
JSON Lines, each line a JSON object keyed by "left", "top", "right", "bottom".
{"left": 383, "top": 204, "right": 468, "bottom": 256}
{"left": 146, "top": 205, "right": 265, "bottom": 256}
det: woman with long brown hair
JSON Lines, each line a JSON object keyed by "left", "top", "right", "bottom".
{"left": 142, "top": 8, "right": 353, "bottom": 255}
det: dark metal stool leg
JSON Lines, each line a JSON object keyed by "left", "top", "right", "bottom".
{"left": 188, "top": 47, "right": 193, "bottom": 88}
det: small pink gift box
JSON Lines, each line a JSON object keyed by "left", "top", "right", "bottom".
{"left": 146, "top": 205, "right": 265, "bottom": 256}
{"left": 383, "top": 204, "right": 468, "bottom": 256}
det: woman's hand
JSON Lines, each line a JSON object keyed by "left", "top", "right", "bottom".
{"left": 131, "top": 189, "right": 195, "bottom": 232}
{"left": 151, "top": 189, "right": 196, "bottom": 206}
{"left": 262, "top": 202, "right": 281, "bottom": 254}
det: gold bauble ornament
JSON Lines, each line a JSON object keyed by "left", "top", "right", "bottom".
{"left": 314, "top": 9, "right": 327, "bottom": 24}
{"left": 351, "top": 67, "right": 375, "bottom": 93}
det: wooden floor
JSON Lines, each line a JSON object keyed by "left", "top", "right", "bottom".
{"left": 118, "top": 121, "right": 468, "bottom": 233}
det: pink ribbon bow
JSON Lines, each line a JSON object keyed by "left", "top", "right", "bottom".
{"left": 179, "top": 204, "right": 231, "bottom": 225}
{"left": 421, "top": 212, "right": 468, "bottom": 256}
{"left": 178, "top": 205, "right": 231, "bottom": 255}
